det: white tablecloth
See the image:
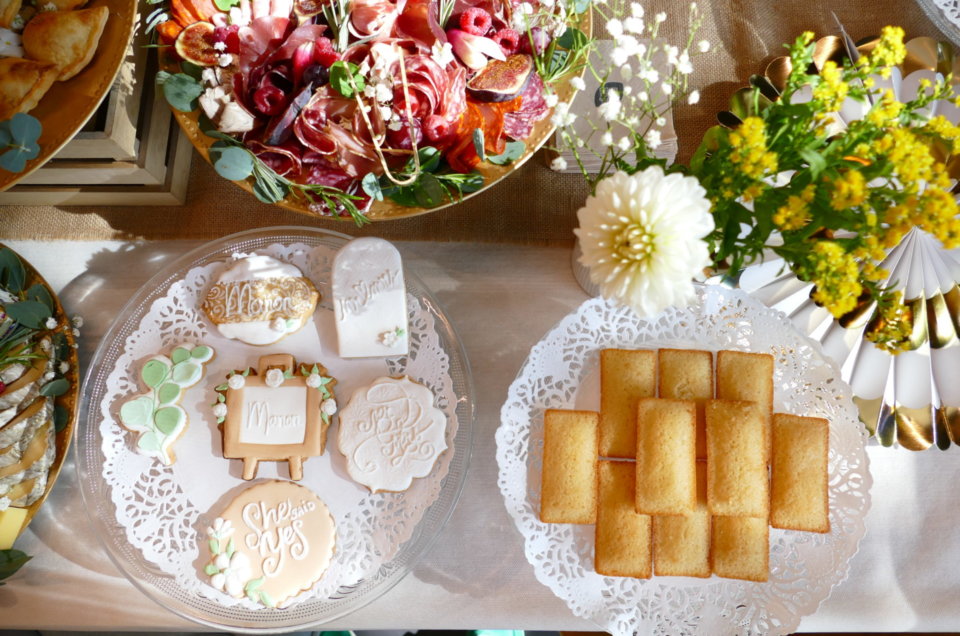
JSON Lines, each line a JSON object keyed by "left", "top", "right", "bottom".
{"left": 2, "top": 239, "right": 958, "bottom": 632}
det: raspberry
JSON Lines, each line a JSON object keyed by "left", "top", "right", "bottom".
{"left": 492, "top": 28, "right": 521, "bottom": 55}
{"left": 460, "top": 7, "right": 492, "bottom": 36}
{"left": 314, "top": 37, "right": 340, "bottom": 67}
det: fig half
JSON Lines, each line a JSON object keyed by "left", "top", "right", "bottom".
{"left": 466, "top": 54, "right": 533, "bottom": 102}
{"left": 175, "top": 21, "right": 218, "bottom": 67}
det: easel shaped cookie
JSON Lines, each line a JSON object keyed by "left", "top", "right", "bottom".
{"left": 214, "top": 354, "right": 338, "bottom": 480}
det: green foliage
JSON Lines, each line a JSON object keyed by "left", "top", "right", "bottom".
{"left": 487, "top": 141, "right": 526, "bottom": 166}
{"left": 0, "top": 550, "right": 31, "bottom": 585}
{"left": 0, "top": 114, "right": 42, "bottom": 174}
{"left": 157, "top": 72, "right": 203, "bottom": 112}
{"left": 380, "top": 147, "right": 484, "bottom": 207}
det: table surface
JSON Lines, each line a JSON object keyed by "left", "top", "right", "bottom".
{"left": 1, "top": 238, "right": 959, "bottom": 633}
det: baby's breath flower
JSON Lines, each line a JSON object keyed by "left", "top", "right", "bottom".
{"left": 655, "top": 11, "right": 666, "bottom": 22}
{"left": 544, "top": 92, "right": 559, "bottom": 107}
{"left": 606, "top": 18, "right": 623, "bottom": 37}
{"left": 698, "top": 40, "right": 710, "bottom": 53}
{"left": 617, "top": 136, "right": 632, "bottom": 151}
{"left": 601, "top": 131, "right": 614, "bottom": 146}
{"left": 687, "top": 90, "right": 700, "bottom": 104}
{"left": 598, "top": 90, "right": 622, "bottom": 121}
{"left": 645, "top": 129, "right": 662, "bottom": 149}
{"left": 551, "top": 156, "right": 568, "bottom": 171}
{"left": 630, "top": 2, "right": 643, "bottom": 17}
{"left": 624, "top": 16, "right": 644, "bottom": 34}
{"left": 569, "top": 76, "right": 585, "bottom": 91}
{"left": 551, "top": 101, "right": 576, "bottom": 127}
{"left": 676, "top": 51, "right": 693, "bottom": 75}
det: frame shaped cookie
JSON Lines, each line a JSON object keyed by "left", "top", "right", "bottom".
{"left": 214, "top": 354, "right": 337, "bottom": 481}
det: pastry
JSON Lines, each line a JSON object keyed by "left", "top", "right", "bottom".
{"left": 332, "top": 238, "right": 409, "bottom": 358}
{"left": 201, "top": 480, "right": 336, "bottom": 608}
{"left": 595, "top": 460, "right": 651, "bottom": 578}
{"left": 539, "top": 408, "right": 598, "bottom": 524}
{"left": 0, "top": 0, "right": 20, "bottom": 28}
{"left": 705, "top": 399, "right": 769, "bottom": 518}
{"left": 652, "top": 461, "right": 711, "bottom": 578}
{"left": 770, "top": 413, "right": 830, "bottom": 532}
{"left": 21, "top": 6, "right": 109, "bottom": 81}
{"left": 599, "top": 348, "right": 655, "bottom": 458}
{"left": 711, "top": 515, "right": 769, "bottom": 582}
{"left": 658, "top": 348, "right": 713, "bottom": 460}
{"left": 635, "top": 397, "right": 696, "bottom": 516}
{"left": 214, "top": 354, "right": 337, "bottom": 480}
{"left": 201, "top": 253, "right": 319, "bottom": 346}
{"left": 118, "top": 343, "right": 214, "bottom": 466}
{"left": 337, "top": 376, "right": 446, "bottom": 493}
{"left": 0, "top": 57, "right": 58, "bottom": 120}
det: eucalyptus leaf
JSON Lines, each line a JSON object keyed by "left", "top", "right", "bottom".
{"left": 0, "top": 248, "right": 25, "bottom": 293}
{"left": 171, "top": 362, "right": 199, "bottom": 384}
{"left": 24, "top": 283, "right": 54, "bottom": 312}
{"left": 192, "top": 345, "right": 212, "bottom": 360}
{"left": 54, "top": 404, "right": 68, "bottom": 432}
{"left": 472, "top": 128, "right": 486, "bottom": 161}
{"left": 155, "top": 70, "right": 172, "bottom": 85}
{"left": 212, "top": 145, "right": 255, "bottom": 181}
{"left": 572, "top": 0, "right": 589, "bottom": 13}
{"left": 155, "top": 406, "right": 184, "bottom": 434}
{"left": 157, "top": 382, "right": 181, "bottom": 405}
{"left": 39, "top": 378, "right": 69, "bottom": 397}
{"left": 487, "top": 140, "right": 525, "bottom": 165}
{"left": 0, "top": 550, "right": 31, "bottom": 585}
{"left": 170, "top": 347, "right": 190, "bottom": 364}
{"left": 414, "top": 173, "right": 446, "bottom": 207}
{"left": 0, "top": 148, "right": 29, "bottom": 174}
{"left": 5, "top": 300, "right": 51, "bottom": 329}
{"left": 141, "top": 359, "right": 169, "bottom": 388}
{"left": 119, "top": 396, "right": 154, "bottom": 431}
{"left": 0, "top": 127, "right": 10, "bottom": 147}
{"left": 180, "top": 61, "right": 204, "bottom": 81}
{"left": 8, "top": 113, "right": 41, "bottom": 146}
{"left": 361, "top": 172, "right": 383, "bottom": 201}
{"left": 161, "top": 73, "right": 203, "bottom": 112}
{"left": 137, "top": 431, "right": 162, "bottom": 452}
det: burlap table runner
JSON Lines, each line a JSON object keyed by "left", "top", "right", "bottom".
{"left": 0, "top": 0, "right": 941, "bottom": 242}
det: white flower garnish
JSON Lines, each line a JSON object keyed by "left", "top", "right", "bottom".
{"left": 210, "top": 550, "right": 251, "bottom": 598}
{"left": 431, "top": 40, "right": 454, "bottom": 67}
{"left": 688, "top": 90, "right": 700, "bottom": 105}
{"left": 265, "top": 368, "right": 285, "bottom": 388}
{"left": 544, "top": 92, "right": 559, "bottom": 108}
{"left": 72, "top": 315, "right": 83, "bottom": 328}
{"left": 597, "top": 89, "right": 621, "bottom": 121}
{"left": 44, "top": 317, "right": 57, "bottom": 329}
{"left": 212, "top": 403, "right": 228, "bottom": 418}
{"left": 379, "top": 329, "right": 399, "bottom": 346}
{"left": 306, "top": 373, "right": 323, "bottom": 389}
{"left": 645, "top": 129, "right": 662, "bottom": 150}
{"left": 574, "top": 167, "right": 714, "bottom": 317}
{"left": 698, "top": 39, "right": 710, "bottom": 53}
{"left": 228, "top": 374, "right": 246, "bottom": 390}
{"left": 605, "top": 18, "right": 623, "bottom": 37}
{"left": 269, "top": 316, "right": 287, "bottom": 332}
{"left": 550, "top": 101, "right": 576, "bottom": 127}
{"left": 569, "top": 76, "right": 585, "bottom": 91}
{"left": 600, "top": 131, "right": 613, "bottom": 146}
{"left": 550, "top": 156, "right": 568, "bottom": 171}
{"left": 321, "top": 398, "right": 338, "bottom": 416}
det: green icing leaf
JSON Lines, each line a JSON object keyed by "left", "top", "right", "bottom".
{"left": 39, "top": 378, "right": 69, "bottom": 397}
{"left": 0, "top": 248, "right": 25, "bottom": 293}
{"left": 24, "top": 284, "right": 54, "bottom": 313}
{"left": 246, "top": 590, "right": 257, "bottom": 602}
{"left": 5, "top": 300, "right": 51, "bottom": 329}
{"left": 215, "top": 383, "right": 228, "bottom": 392}
{"left": 172, "top": 362, "right": 200, "bottom": 384}
{"left": 137, "top": 431, "right": 162, "bottom": 452}
{"left": 154, "top": 406, "right": 184, "bottom": 435}
{"left": 191, "top": 345, "right": 213, "bottom": 361}
{"left": 119, "top": 396, "right": 154, "bottom": 430}
{"left": 245, "top": 576, "right": 264, "bottom": 592}
{"left": 171, "top": 347, "right": 190, "bottom": 364}
{"left": 141, "top": 359, "right": 169, "bottom": 388}
{"left": 209, "top": 538, "right": 219, "bottom": 555}
{"left": 226, "top": 537, "right": 235, "bottom": 558}
{"left": 259, "top": 590, "right": 275, "bottom": 608}
{"left": 53, "top": 404, "right": 68, "bottom": 432}
{"left": 204, "top": 564, "right": 220, "bottom": 575}
{"left": 0, "top": 549, "right": 32, "bottom": 585}
{"left": 157, "top": 382, "right": 181, "bottom": 405}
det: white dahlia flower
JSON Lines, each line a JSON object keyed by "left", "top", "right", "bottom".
{"left": 574, "top": 166, "right": 714, "bottom": 316}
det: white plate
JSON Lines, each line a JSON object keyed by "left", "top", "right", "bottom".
{"left": 496, "top": 285, "right": 871, "bottom": 636}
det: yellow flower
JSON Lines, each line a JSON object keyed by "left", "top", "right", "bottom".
{"left": 865, "top": 291, "right": 913, "bottom": 354}
{"left": 773, "top": 184, "right": 816, "bottom": 230}
{"left": 830, "top": 169, "right": 867, "bottom": 210}
{"left": 865, "top": 89, "right": 903, "bottom": 127}
{"left": 813, "top": 61, "right": 848, "bottom": 112}
{"left": 728, "top": 117, "right": 778, "bottom": 180}
{"left": 923, "top": 115, "right": 960, "bottom": 153}
{"left": 870, "top": 26, "right": 907, "bottom": 68}
{"left": 801, "top": 241, "right": 862, "bottom": 317}
{"left": 872, "top": 127, "right": 935, "bottom": 189}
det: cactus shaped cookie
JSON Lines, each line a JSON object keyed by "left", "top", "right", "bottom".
{"left": 119, "top": 344, "right": 214, "bottom": 465}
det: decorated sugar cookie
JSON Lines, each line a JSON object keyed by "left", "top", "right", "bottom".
{"left": 202, "top": 480, "right": 336, "bottom": 608}
{"left": 214, "top": 354, "right": 337, "bottom": 480}
{"left": 337, "top": 376, "right": 447, "bottom": 493}
{"left": 201, "top": 253, "right": 319, "bottom": 346}
{"left": 119, "top": 344, "right": 214, "bottom": 465}
{"left": 332, "top": 238, "right": 409, "bottom": 358}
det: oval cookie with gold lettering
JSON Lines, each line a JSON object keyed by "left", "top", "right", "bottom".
{"left": 201, "top": 253, "right": 319, "bottom": 346}
{"left": 201, "top": 480, "right": 336, "bottom": 608}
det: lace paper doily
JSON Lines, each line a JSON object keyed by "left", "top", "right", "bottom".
{"left": 497, "top": 285, "right": 871, "bottom": 636}
{"left": 93, "top": 240, "right": 459, "bottom": 615}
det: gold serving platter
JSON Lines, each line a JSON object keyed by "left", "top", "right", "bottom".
{"left": 0, "top": 0, "right": 138, "bottom": 192}
{"left": 166, "top": 11, "right": 589, "bottom": 221}
{"left": 1, "top": 243, "right": 80, "bottom": 540}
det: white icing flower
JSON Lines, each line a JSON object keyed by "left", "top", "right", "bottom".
{"left": 321, "top": 398, "right": 338, "bottom": 416}
{"left": 44, "top": 317, "right": 57, "bottom": 329}
{"left": 209, "top": 551, "right": 252, "bottom": 597}
{"left": 207, "top": 517, "right": 233, "bottom": 539}
{"left": 215, "top": 552, "right": 231, "bottom": 570}
{"left": 306, "top": 373, "right": 323, "bottom": 389}
{"left": 210, "top": 572, "right": 226, "bottom": 591}
{"left": 574, "top": 167, "right": 714, "bottom": 317}
{"left": 0, "top": 496, "right": 9, "bottom": 511}
{"left": 379, "top": 330, "right": 399, "bottom": 347}
{"left": 228, "top": 374, "right": 246, "bottom": 390}
{"left": 269, "top": 317, "right": 287, "bottom": 332}
{"left": 265, "top": 368, "right": 285, "bottom": 388}
{"left": 212, "top": 403, "right": 228, "bottom": 418}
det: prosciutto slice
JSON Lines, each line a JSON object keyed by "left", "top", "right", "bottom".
{"left": 238, "top": 16, "right": 291, "bottom": 74}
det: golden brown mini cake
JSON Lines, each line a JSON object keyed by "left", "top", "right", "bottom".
{"left": 540, "top": 409, "right": 598, "bottom": 524}
{"left": 0, "top": 57, "right": 59, "bottom": 120}
{"left": 716, "top": 350, "right": 774, "bottom": 450}
{"left": 635, "top": 397, "right": 696, "bottom": 515}
{"left": 22, "top": 6, "right": 109, "bottom": 80}
{"left": 599, "top": 348, "right": 656, "bottom": 458}
{"left": 658, "top": 348, "right": 713, "bottom": 460}
{"left": 705, "top": 399, "right": 769, "bottom": 518}
{"left": 653, "top": 462, "right": 711, "bottom": 577}
{"left": 711, "top": 515, "right": 769, "bottom": 582}
{"left": 770, "top": 413, "right": 830, "bottom": 533}
{"left": 595, "top": 460, "right": 652, "bottom": 578}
